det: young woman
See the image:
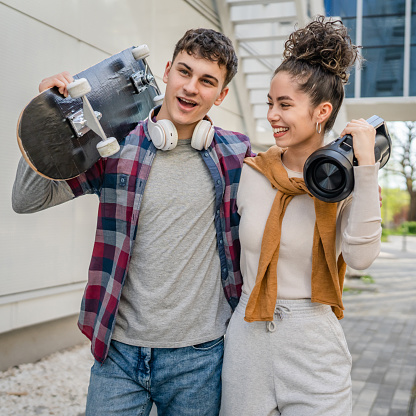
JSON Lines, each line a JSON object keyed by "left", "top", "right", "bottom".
{"left": 221, "top": 16, "right": 382, "bottom": 416}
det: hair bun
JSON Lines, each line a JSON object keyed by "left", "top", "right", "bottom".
{"left": 283, "top": 16, "right": 359, "bottom": 83}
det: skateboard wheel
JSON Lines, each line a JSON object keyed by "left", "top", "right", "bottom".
{"left": 153, "top": 94, "right": 164, "bottom": 106}
{"left": 132, "top": 45, "right": 150, "bottom": 60}
{"left": 67, "top": 78, "right": 91, "bottom": 98}
{"left": 96, "top": 137, "right": 120, "bottom": 158}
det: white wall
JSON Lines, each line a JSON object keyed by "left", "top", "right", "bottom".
{"left": 0, "top": 0, "right": 247, "bottom": 362}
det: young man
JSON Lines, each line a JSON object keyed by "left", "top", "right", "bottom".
{"left": 13, "top": 29, "right": 252, "bottom": 415}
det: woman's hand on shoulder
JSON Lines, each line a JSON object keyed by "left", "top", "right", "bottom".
{"left": 340, "top": 118, "right": 376, "bottom": 166}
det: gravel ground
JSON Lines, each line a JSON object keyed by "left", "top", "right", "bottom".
{"left": 0, "top": 342, "right": 93, "bottom": 416}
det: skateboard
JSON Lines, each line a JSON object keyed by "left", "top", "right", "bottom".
{"left": 17, "top": 45, "right": 162, "bottom": 180}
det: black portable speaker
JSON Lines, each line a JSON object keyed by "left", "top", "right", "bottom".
{"left": 303, "top": 115, "right": 392, "bottom": 203}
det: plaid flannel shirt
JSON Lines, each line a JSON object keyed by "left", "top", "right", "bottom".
{"left": 67, "top": 119, "right": 252, "bottom": 363}
{"left": 68, "top": 121, "right": 252, "bottom": 362}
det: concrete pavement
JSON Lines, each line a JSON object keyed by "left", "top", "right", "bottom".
{"left": 2, "top": 235, "right": 413, "bottom": 415}
{"left": 341, "top": 235, "right": 416, "bottom": 416}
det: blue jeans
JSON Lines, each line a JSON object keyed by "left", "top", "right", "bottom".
{"left": 86, "top": 337, "right": 224, "bottom": 416}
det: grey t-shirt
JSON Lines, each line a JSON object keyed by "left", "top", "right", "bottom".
{"left": 12, "top": 157, "right": 74, "bottom": 213}
{"left": 112, "top": 139, "right": 232, "bottom": 348}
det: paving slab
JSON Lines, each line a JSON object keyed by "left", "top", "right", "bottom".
{"left": 342, "top": 235, "right": 416, "bottom": 416}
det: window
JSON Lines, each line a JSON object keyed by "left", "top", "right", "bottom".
{"left": 361, "top": 48, "right": 404, "bottom": 97}
{"left": 325, "top": 0, "right": 357, "bottom": 96}
{"left": 325, "top": 0, "right": 356, "bottom": 17}
{"left": 411, "top": 0, "right": 416, "bottom": 95}
{"left": 363, "top": 0, "right": 405, "bottom": 15}
{"left": 325, "top": 0, "right": 409, "bottom": 97}
{"left": 361, "top": 12, "right": 405, "bottom": 97}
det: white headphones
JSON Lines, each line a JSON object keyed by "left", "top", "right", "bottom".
{"left": 147, "top": 107, "right": 215, "bottom": 151}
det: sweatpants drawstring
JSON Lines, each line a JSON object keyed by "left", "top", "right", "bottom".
{"left": 266, "top": 305, "right": 292, "bottom": 332}
{"left": 267, "top": 321, "right": 276, "bottom": 332}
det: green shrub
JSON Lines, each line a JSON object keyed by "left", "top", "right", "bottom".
{"left": 401, "top": 221, "right": 416, "bottom": 234}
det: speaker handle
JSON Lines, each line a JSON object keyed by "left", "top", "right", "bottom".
{"left": 367, "top": 115, "right": 392, "bottom": 167}
{"left": 375, "top": 134, "right": 391, "bottom": 169}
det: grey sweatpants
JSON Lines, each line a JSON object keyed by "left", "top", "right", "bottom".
{"left": 220, "top": 293, "right": 352, "bottom": 416}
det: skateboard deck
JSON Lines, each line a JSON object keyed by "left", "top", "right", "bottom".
{"left": 17, "top": 46, "right": 161, "bottom": 180}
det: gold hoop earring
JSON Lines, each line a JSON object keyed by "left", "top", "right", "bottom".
{"left": 316, "top": 122, "right": 322, "bottom": 134}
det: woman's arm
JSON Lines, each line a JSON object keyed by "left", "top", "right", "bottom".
{"left": 339, "top": 164, "right": 382, "bottom": 269}
{"left": 338, "top": 119, "right": 382, "bottom": 269}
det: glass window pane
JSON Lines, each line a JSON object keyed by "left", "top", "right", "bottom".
{"left": 345, "top": 67, "right": 356, "bottom": 98}
{"left": 363, "top": 0, "right": 405, "bottom": 16}
{"left": 324, "top": 0, "right": 356, "bottom": 17}
{"left": 412, "top": 12, "right": 416, "bottom": 43}
{"left": 325, "top": 0, "right": 409, "bottom": 98}
{"left": 343, "top": 18, "right": 357, "bottom": 44}
{"left": 361, "top": 47, "right": 404, "bottom": 97}
{"left": 362, "top": 15, "right": 405, "bottom": 48}
{"left": 411, "top": 46, "right": 416, "bottom": 96}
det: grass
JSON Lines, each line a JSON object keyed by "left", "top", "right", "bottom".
{"left": 343, "top": 287, "right": 362, "bottom": 294}
{"left": 360, "top": 275, "right": 375, "bottom": 284}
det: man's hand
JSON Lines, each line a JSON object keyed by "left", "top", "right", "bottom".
{"left": 38, "top": 72, "right": 74, "bottom": 97}
{"left": 379, "top": 185, "right": 382, "bottom": 208}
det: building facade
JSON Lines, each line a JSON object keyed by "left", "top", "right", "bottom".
{"left": 325, "top": 0, "right": 416, "bottom": 123}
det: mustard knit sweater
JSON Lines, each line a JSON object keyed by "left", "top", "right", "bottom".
{"left": 237, "top": 160, "right": 382, "bottom": 318}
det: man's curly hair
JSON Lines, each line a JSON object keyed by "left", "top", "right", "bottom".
{"left": 172, "top": 28, "right": 238, "bottom": 89}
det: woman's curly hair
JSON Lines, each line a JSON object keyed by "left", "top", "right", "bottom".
{"left": 275, "top": 16, "right": 361, "bottom": 132}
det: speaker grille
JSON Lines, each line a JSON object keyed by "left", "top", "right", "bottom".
{"left": 314, "top": 161, "right": 344, "bottom": 193}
